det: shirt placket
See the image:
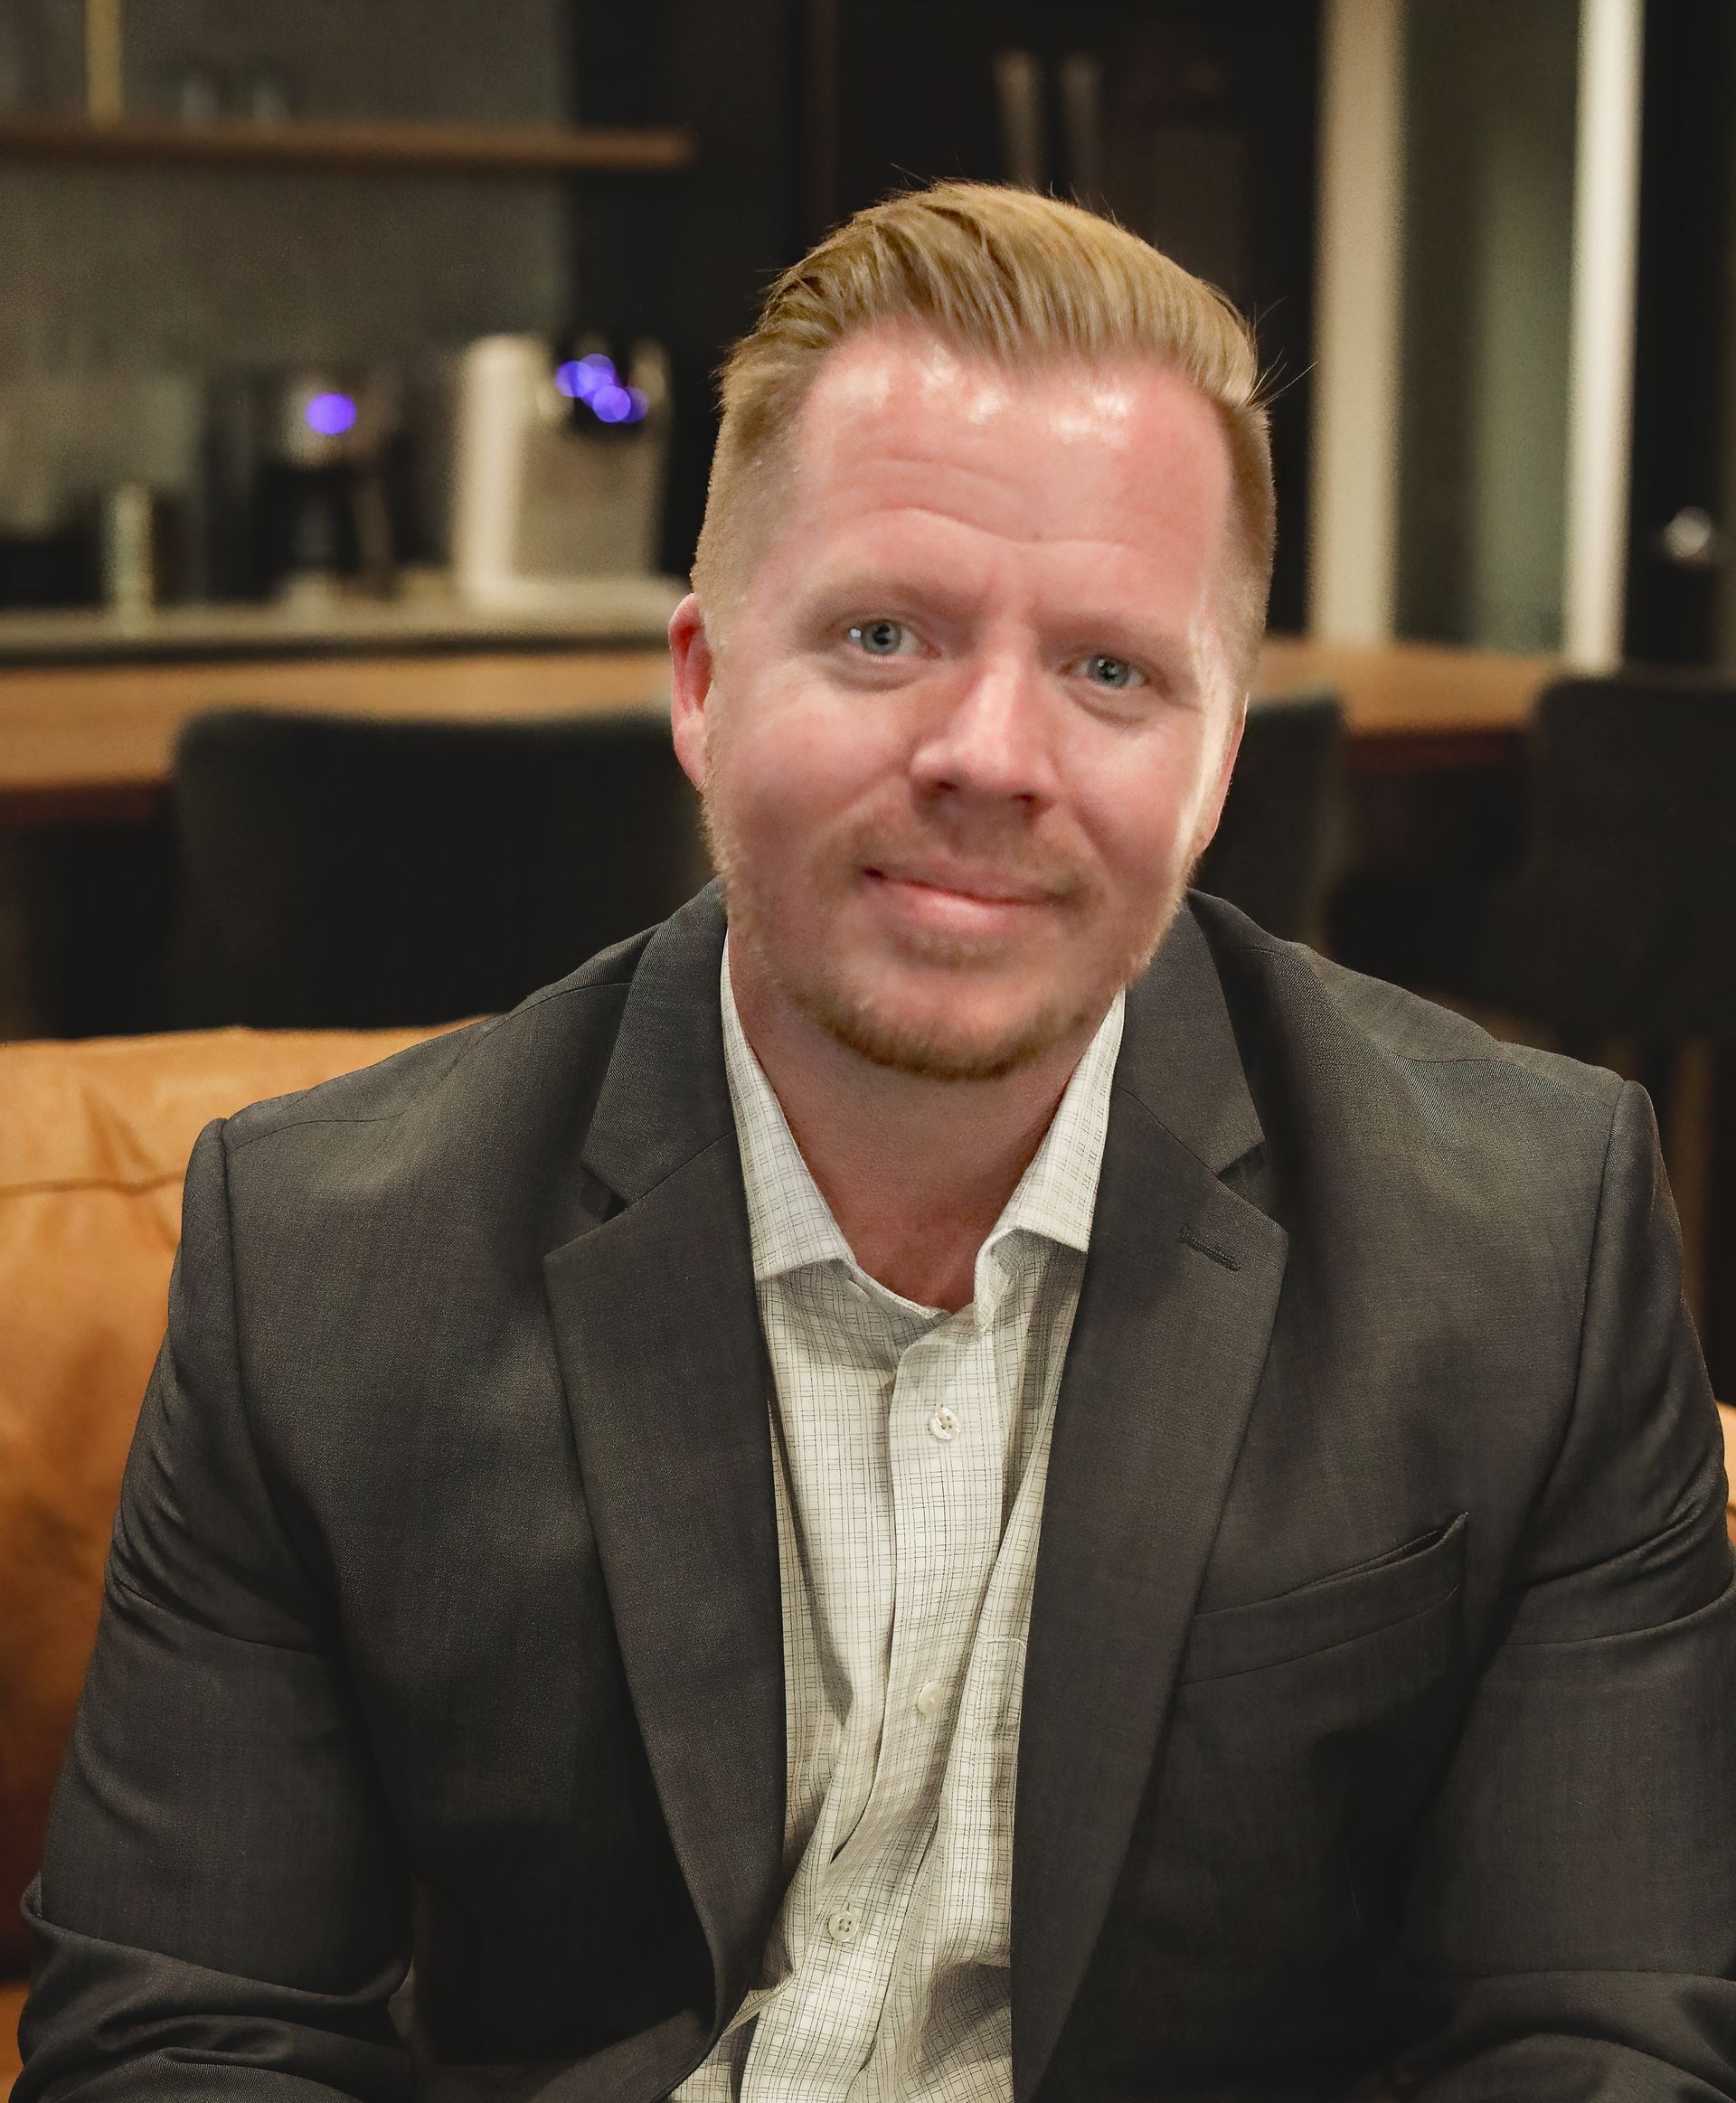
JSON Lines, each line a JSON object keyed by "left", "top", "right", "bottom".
{"left": 748, "top": 1282, "right": 1017, "bottom": 2099}
{"left": 859, "top": 1255, "right": 1056, "bottom": 2102}
{"left": 695, "top": 966, "right": 1121, "bottom": 2103}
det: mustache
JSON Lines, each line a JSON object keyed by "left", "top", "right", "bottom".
{"left": 835, "top": 814, "right": 1093, "bottom": 904}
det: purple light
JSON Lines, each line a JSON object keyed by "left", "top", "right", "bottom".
{"left": 305, "top": 391, "right": 358, "bottom": 438}
{"left": 590, "top": 383, "right": 635, "bottom": 424}
{"left": 554, "top": 353, "right": 618, "bottom": 401}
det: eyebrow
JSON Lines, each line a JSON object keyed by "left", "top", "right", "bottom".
{"left": 796, "top": 572, "right": 986, "bottom": 628}
{"left": 797, "top": 571, "right": 1194, "bottom": 658}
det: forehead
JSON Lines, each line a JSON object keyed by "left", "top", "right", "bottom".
{"left": 775, "top": 326, "right": 1235, "bottom": 603}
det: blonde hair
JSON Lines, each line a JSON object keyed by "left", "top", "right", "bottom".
{"left": 692, "top": 180, "right": 1274, "bottom": 693}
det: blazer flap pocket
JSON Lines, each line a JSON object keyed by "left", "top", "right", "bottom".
{"left": 1179, "top": 1513, "right": 1468, "bottom": 1683}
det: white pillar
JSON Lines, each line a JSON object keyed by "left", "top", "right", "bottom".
{"left": 1562, "top": 0, "right": 1644, "bottom": 671}
{"left": 1309, "top": 0, "right": 1405, "bottom": 644}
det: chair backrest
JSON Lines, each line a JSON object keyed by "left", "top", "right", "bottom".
{"left": 0, "top": 1023, "right": 439, "bottom": 1980}
{"left": 171, "top": 707, "right": 709, "bottom": 1029}
{"left": 1491, "top": 673, "right": 1736, "bottom": 1033}
{"left": 1194, "top": 689, "right": 1344, "bottom": 941}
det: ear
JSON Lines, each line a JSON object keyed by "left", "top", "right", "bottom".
{"left": 1188, "top": 696, "right": 1247, "bottom": 863}
{"left": 668, "top": 593, "right": 716, "bottom": 795}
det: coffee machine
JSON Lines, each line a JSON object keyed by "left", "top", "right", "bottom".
{"left": 447, "top": 335, "right": 672, "bottom": 607}
{"left": 203, "top": 368, "right": 403, "bottom": 602}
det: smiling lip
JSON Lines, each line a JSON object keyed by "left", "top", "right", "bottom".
{"left": 861, "top": 865, "right": 1071, "bottom": 942}
{"left": 865, "top": 864, "right": 1061, "bottom": 907}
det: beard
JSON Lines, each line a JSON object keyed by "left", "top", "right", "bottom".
{"left": 703, "top": 792, "right": 1188, "bottom": 1083}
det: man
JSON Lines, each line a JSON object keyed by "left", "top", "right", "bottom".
{"left": 17, "top": 184, "right": 1736, "bottom": 2101}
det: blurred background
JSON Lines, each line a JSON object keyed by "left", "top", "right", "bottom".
{"left": 11, "top": 6, "right": 1736, "bottom": 2050}
{"left": 1, "top": 0, "right": 1733, "bottom": 1364}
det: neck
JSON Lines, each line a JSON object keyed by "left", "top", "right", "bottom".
{"left": 730, "top": 944, "right": 1099, "bottom": 1312}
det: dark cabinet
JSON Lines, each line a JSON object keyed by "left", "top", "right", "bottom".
{"left": 567, "top": 0, "right": 1317, "bottom": 622}
{"left": 811, "top": 0, "right": 1320, "bottom": 631}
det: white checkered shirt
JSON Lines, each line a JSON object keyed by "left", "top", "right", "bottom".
{"left": 670, "top": 953, "right": 1124, "bottom": 2103}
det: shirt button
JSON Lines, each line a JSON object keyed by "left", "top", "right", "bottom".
{"left": 914, "top": 1678, "right": 946, "bottom": 1716}
{"left": 928, "top": 1406, "right": 959, "bottom": 1441}
{"left": 826, "top": 1905, "right": 863, "bottom": 1944}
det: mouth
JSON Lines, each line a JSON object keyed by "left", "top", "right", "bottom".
{"left": 861, "top": 863, "right": 1070, "bottom": 937}
{"left": 863, "top": 860, "right": 1065, "bottom": 907}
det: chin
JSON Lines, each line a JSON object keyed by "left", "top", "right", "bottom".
{"left": 800, "top": 975, "right": 1095, "bottom": 1083}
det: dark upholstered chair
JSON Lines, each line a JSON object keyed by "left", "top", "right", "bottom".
{"left": 1329, "top": 672, "right": 1736, "bottom": 1039}
{"left": 1195, "top": 689, "right": 1344, "bottom": 942}
{"left": 170, "top": 709, "right": 709, "bottom": 1029}
{"left": 1327, "top": 670, "right": 1736, "bottom": 1391}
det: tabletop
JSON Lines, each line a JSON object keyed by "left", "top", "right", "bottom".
{"left": 0, "top": 635, "right": 1561, "bottom": 826}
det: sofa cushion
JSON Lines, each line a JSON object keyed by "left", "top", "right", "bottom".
{"left": 1, "top": 1976, "right": 24, "bottom": 2089}
{"left": 0, "top": 1025, "right": 435, "bottom": 1980}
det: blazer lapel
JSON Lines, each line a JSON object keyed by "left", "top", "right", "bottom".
{"left": 1012, "top": 907, "right": 1288, "bottom": 2101}
{"left": 542, "top": 887, "right": 787, "bottom": 2043}
{"left": 540, "top": 891, "right": 1286, "bottom": 2091}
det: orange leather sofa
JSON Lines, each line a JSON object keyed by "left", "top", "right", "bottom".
{"left": 0, "top": 1023, "right": 438, "bottom": 2089}
{"left": 5, "top": 1023, "right": 1735, "bottom": 2091}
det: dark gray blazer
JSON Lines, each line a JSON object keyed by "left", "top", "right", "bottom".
{"left": 19, "top": 886, "right": 1736, "bottom": 2102}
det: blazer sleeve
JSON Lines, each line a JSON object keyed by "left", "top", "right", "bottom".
{"left": 14, "top": 1119, "right": 415, "bottom": 2102}
{"left": 1384, "top": 1080, "right": 1736, "bottom": 2098}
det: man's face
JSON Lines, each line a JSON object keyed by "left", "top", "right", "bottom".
{"left": 672, "top": 325, "right": 1246, "bottom": 1082}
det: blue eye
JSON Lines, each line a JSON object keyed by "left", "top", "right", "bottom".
{"left": 849, "top": 619, "right": 906, "bottom": 655}
{"left": 1080, "top": 654, "right": 1141, "bottom": 689}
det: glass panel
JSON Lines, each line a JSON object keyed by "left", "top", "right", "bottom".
{"left": 1396, "top": 0, "right": 1579, "bottom": 651}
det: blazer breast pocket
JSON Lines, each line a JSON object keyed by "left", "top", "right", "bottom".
{"left": 1071, "top": 1518, "right": 1474, "bottom": 2067}
{"left": 1177, "top": 1511, "right": 1468, "bottom": 1684}
{"left": 1092, "top": 1514, "right": 1471, "bottom": 2017}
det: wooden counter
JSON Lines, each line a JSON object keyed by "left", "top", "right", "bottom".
{"left": 0, "top": 636, "right": 1561, "bottom": 826}
{"left": 0, "top": 649, "right": 675, "bottom": 825}
{"left": 1254, "top": 637, "right": 1560, "bottom": 775}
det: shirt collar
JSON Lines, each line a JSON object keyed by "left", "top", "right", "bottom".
{"left": 991, "top": 987, "right": 1123, "bottom": 1260}
{"left": 721, "top": 948, "right": 858, "bottom": 1287}
{"left": 721, "top": 947, "right": 1123, "bottom": 1303}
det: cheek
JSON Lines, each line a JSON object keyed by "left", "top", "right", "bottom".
{"left": 1073, "top": 745, "right": 1220, "bottom": 891}
{"left": 710, "top": 731, "right": 835, "bottom": 879}
{"left": 722, "top": 699, "right": 896, "bottom": 840}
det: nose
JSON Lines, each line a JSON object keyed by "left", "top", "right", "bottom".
{"left": 907, "top": 653, "right": 1060, "bottom": 811}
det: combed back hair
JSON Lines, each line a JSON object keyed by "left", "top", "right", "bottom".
{"left": 691, "top": 179, "right": 1275, "bottom": 696}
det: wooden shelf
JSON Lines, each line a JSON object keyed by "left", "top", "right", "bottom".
{"left": 0, "top": 112, "right": 694, "bottom": 179}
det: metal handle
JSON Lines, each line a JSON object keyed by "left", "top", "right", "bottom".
{"left": 992, "top": 48, "right": 1045, "bottom": 191}
{"left": 84, "top": 0, "right": 123, "bottom": 123}
{"left": 1058, "top": 51, "right": 1106, "bottom": 203}
{"left": 1657, "top": 507, "right": 1727, "bottom": 570}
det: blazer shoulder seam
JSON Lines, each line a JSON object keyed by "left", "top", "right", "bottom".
{"left": 224, "top": 976, "right": 635, "bottom": 1157}
{"left": 1565, "top": 1078, "right": 1637, "bottom": 1408}
{"left": 1213, "top": 931, "right": 1622, "bottom": 1089}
